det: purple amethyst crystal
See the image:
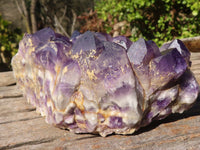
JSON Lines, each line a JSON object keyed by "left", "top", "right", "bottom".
{"left": 12, "top": 28, "right": 199, "bottom": 137}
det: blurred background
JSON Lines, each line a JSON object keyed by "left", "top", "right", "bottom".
{"left": 0, "top": 0, "right": 199, "bottom": 71}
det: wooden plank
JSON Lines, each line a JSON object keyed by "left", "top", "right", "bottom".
{"left": 0, "top": 117, "right": 63, "bottom": 149}
{"left": 0, "top": 97, "right": 38, "bottom": 124}
{"left": 182, "top": 36, "right": 200, "bottom": 52}
{"left": 0, "top": 52, "right": 200, "bottom": 150}
{"left": 0, "top": 97, "right": 34, "bottom": 115}
{"left": 191, "top": 52, "right": 200, "bottom": 84}
{"left": 0, "top": 71, "right": 16, "bottom": 87}
{"left": 0, "top": 85, "right": 22, "bottom": 98}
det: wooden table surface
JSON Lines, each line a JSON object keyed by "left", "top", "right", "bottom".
{"left": 0, "top": 52, "right": 200, "bottom": 150}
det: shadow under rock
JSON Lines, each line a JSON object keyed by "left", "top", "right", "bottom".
{"left": 75, "top": 134, "right": 100, "bottom": 141}
{"left": 134, "top": 94, "right": 200, "bottom": 135}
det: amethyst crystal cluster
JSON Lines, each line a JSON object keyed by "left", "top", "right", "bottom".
{"left": 12, "top": 28, "right": 199, "bottom": 137}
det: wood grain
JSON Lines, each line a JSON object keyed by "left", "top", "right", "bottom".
{"left": 0, "top": 52, "right": 200, "bottom": 150}
{"left": 182, "top": 36, "right": 200, "bottom": 52}
{"left": 0, "top": 71, "right": 16, "bottom": 87}
{"left": 191, "top": 52, "right": 200, "bottom": 84}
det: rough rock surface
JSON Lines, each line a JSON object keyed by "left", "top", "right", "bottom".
{"left": 12, "top": 28, "right": 199, "bottom": 137}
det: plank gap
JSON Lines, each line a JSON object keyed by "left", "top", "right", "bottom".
{"left": 0, "top": 137, "right": 57, "bottom": 150}
{"left": 0, "top": 116, "right": 41, "bottom": 125}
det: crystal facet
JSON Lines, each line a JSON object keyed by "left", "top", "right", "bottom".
{"left": 12, "top": 28, "right": 199, "bottom": 137}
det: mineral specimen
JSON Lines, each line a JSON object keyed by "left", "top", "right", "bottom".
{"left": 12, "top": 28, "right": 199, "bottom": 137}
